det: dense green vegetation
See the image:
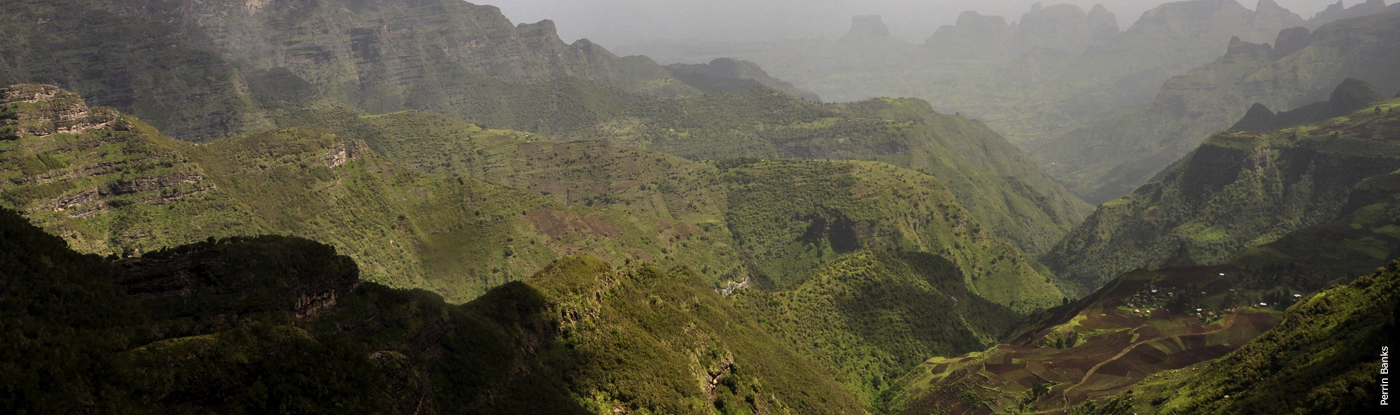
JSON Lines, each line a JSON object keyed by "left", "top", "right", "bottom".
{"left": 281, "top": 93, "right": 1088, "bottom": 257}
{"left": 1082, "top": 258, "right": 1399, "bottom": 415}
{"left": 0, "top": 205, "right": 869, "bottom": 414}
{"left": 1044, "top": 99, "right": 1400, "bottom": 292}
{"left": 0, "top": 85, "right": 742, "bottom": 303}
{"left": 731, "top": 251, "right": 1022, "bottom": 408}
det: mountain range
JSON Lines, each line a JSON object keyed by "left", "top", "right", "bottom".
{"left": 1040, "top": 7, "right": 1400, "bottom": 203}
{"left": 4, "top": 0, "right": 1400, "bottom": 414}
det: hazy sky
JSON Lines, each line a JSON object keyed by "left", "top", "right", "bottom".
{"left": 482, "top": 0, "right": 1348, "bottom": 46}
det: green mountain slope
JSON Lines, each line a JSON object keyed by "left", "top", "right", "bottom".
{"left": 1040, "top": 11, "right": 1400, "bottom": 203}
{"left": 1230, "top": 168, "right": 1400, "bottom": 281}
{"left": 0, "top": 206, "right": 866, "bottom": 414}
{"left": 730, "top": 250, "right": 1023, "bottom": 408}
{"left": 1083, "top": 258, "right": 1399, "bottom": 415}
{"left": 301, "top": 93, "right": 1090, "bottom": 256}
{"left": 1043, "top": 98, "right": 1400, "bottom": 291}
{"left": 279, "top": 105, "right": 1066, "bottom": 307}
{"left": 1, "top": 85, "right": 1060, "bottom": 311}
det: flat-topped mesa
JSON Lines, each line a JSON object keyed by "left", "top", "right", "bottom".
{"left": 839, "top": 15, "right": 892, "bottom": 42}
{"left": 1, "top": 84, "right": 119, "bottom": 140}
{"left": 924, "top": 11, "right": 1015, "bottom": 56}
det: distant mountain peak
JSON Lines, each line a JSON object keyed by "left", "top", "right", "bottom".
{"left": 840, "top": 15, "right": 891, "bottom": 42}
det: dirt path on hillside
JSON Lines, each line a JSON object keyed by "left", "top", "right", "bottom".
{"left": 1060, "top": 311, "right": 1240, "bottom": 399}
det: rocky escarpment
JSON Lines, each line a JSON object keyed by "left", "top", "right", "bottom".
{"left": 0, "top": 0, "right": 694, "bottom": 141}
{"left": 1, "top": 84, "right": 119, "bottom": 140}
{"left": 152, "top": 0, "right": 693, "bottom": 98}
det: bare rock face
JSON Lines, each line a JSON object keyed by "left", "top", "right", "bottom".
{"left": 840, "top": 15, "right": 892, "bottom": 42}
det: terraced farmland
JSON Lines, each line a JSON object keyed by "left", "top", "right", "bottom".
{"left": 886, "top": 266, "right": 1293, "bottom": 414}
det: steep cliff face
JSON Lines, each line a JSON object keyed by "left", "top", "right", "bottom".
{"left": 0, "top": 0, "right": 694, "bottom": 141}
{"left": 153, "top": 0, "right": 689, "bottom": 96}
{"left": 1043, "top": 99, "right": 1400, "bottom": 291}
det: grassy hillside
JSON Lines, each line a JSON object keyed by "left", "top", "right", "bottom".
{"left": 0, "top": 206, "right": 866, "bottom": 414}
{"left": 1044, "top": 98, "right": 1400, "bottom": 292}
{"left": 1040, "top": 11, "right": 1400, "bottom": 203}
{"left": 730, "top": 250, "right": 1023, "bottom": 408}
{"left": 2, "top": 85, "right": 1060, "bottom": 312}
{"left": 1082, "top": 258, "right": 1400, "bottom": 415}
